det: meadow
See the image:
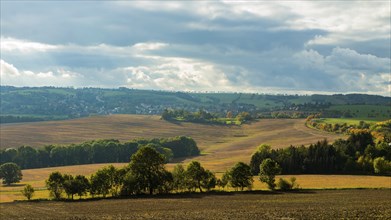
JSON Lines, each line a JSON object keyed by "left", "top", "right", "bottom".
{"left": 1, "top": 189, "right": 390, "bottom": 219}
{"left": 317, "top": 118, "right": 379, "bottom": 125}
{"left": 327, "top": 104, "right": 390, "bottom": 121}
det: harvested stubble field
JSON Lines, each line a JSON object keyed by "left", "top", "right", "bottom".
{"left": 0, "top": 189, "right": 390, "bottom": 219}
{"left": 0, "top": 115, "right": 343, "bottom": 171}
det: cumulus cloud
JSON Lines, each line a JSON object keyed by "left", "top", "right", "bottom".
{"left": 325, "top": 47, "right": 390, "bottom": 71}
{"left": 0, "top": 1, "right": 390, "bottom": 96}
{"left": 120, "top": 57, "right": 232, "bottom": 91}
{"left": 1, "top": 37, "right": 60, "bottom": 53}
{"left": 1, "top": 60, "right": 82, "bottom": 87}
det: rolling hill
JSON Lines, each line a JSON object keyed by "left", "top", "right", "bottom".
{"left": 0, "top": 114, "right": 342, "bottom": 171}
{"left": 1, "top": 86, "right": 390, "bottom": 123}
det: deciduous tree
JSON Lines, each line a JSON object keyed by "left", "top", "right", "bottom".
{"left": 128, "top": 146, "right": 167, "bottom": 195}
{"left": 0, "top": 162, "right": 22, "bottom": 186}
{"left": 172, "top": 164, "right": 187, "bottom": 192}
{"left": 259, "top": 158, "right": 281, "bottom": 190}
{"left": 46, "top": 171, "right": 64, "bottom": 200}
{"left": 229, "top": 162, "right": 253, "bottom": 191}
{"left": 186, "top": 161, "right": 209, "bottom": 192}
{"left": 201, "top": 170, "right": 216, "bottom": 192}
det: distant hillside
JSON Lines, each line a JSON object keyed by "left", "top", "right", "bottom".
{"left": 1, "top": 86, "right": 390, "bottom": 123}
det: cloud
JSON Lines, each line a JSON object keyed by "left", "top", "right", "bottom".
{"left": 0, "top": 1, "right": 390, "bottom": 96}
{"left": 1, "top": 37, "right": 60, "bottom": 53}
{"left": 120, "top": 57, "right": 232, "bottom": 91}
{"left": 1, "top": 60, "right": 20, "bottom": 76}
{"left": 1, "top": 60, "right": 83, "bottom": 87}
{"left": 132, "top": 42, "right": 168, "bottom": 51}
{"left": 325, "top": 47, "right": 390, "bottom": 72}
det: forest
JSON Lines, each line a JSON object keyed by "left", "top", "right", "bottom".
{"left": 0, "top": 136, "right": 199, "bottom": 169}
{"left": 250, "top": 130, "right": 391, "bottom": 175}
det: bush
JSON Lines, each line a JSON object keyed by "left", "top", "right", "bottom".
{"left": 21, "top": 184, "right": 35, "bottom": 200}
{"left": 277, "top": 177, "right": 299, "bottom": 191}
{"left": 373, "top": 157, "right": 391, "bottom": 174}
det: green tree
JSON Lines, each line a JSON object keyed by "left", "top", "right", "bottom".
{"left": 63, "top": 174, "right": 76, "bottom": 199}
{"left": 236, "top": 112, "right": 252, "bottom": 122}
{"left": 46, "top": 171, "right": 64, "bottom": 200}
{"left": 21, "top": 184, "right": 35, "bottom": 200}
{"left": 101, "top": 165, "right": 124, "bottom": 197}
{"left": 357, "top": 155, "right": 374, "bottom": 172}
{"left": 50, "top": 146, "right": 68, "bottom": 166}
{"left": 74, "top": 175, "right": 90, "bottom": 199}
{"left": 259, "top": 158, "right": 281, "bottom": 190}
{"left": 172, "top": 164, "right": 187, "bottom": 192}
{"left": 201, "top": 170, "right": 216, "bottom": 192}
{"left": 186, "top": 161, "right": 208, "bottom": 192}
{"left": 128, "top": 146, "right": 167, "bottom": 195}
{"left": 217, "top": 171, "right": 230, "bottom": 190}
{"left": 157, "top": 169, "right": 173, "bottom": 194}
{"left": 229, "top": 162, "right": 253, "bottom": 191}
{"left": 373, "top": 157, "right": 391, "bottom": 174}
{"left": 143, "top": 143, "right": 173, "bottom": 163}
{"left": 16, "top": 146, "right": 38, "bottom": 169}
{"left": 90, "top": 169, "right": 111, "bottom": 198}
{"left": 121, "top": 172, "right": 142, "bottom": 195}
{"left": 63, "top": 174, "right": 90, "bottom": 200}
{"left": 161, "top": 109, "right": 175, "bottom": 120}
{"left": 250, "top": 144, "right": 272, "bottom": 175}
{"left": 0, "top": 162, "right": 23, "bottom": 186}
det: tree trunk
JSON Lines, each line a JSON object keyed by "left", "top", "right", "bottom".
{"left": 198, "top": 181, "right": 203, "bottom": 192}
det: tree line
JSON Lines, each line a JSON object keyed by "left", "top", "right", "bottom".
{"left": 42, "top": 146, "right": 275, "bottom": 201}
{"left": 161, "top": 108, "right": 253, "bottom": 124}
{"left": 0, "top": 115, "right": 46, "bottom": 124}
{"left": 250, "top": 130, "right": 391, "bottom": 175}
{"left": 43, "top": 148, "right": 297, "bottom": 201}
{"left": 2, "top": 146, "right": 297, "bottom": 202}
{"left": 0, "top": 136, "right": 199, "bottom": 169}
{"left": 307, "top": 117, "right": 391, "bottom": 143}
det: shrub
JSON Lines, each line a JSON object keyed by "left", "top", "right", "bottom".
{"left": 21, "top": 184, "right": 35, "bottom": 200}
{"left": 278, "top": 177, "right": 299, "bottom": 191}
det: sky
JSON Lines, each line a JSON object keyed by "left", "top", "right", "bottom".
{"left": 0, "top": 1, "right": 390, "bottom": 96}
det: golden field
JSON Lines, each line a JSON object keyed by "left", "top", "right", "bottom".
{"left": 1, "top": 115, "right": 389, "bottom": 204}
{"left": 1, "top": 163, "right": 390, "bottom": 203}
{"left": 0, "top": 115, "right": 343, "bottom": 171}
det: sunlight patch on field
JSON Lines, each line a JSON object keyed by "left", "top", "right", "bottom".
{"left": 1, "top": 163, "right": 390, "bottom": 203}
{"left": 319, "top": 118, "right": 379, "bottom": 125}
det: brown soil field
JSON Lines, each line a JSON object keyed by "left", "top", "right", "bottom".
{"left": 0, "top": 115, "right": 343, "bottom": 171}
{"left": 1, "top": 189, "right": 390, "bottom": 219}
